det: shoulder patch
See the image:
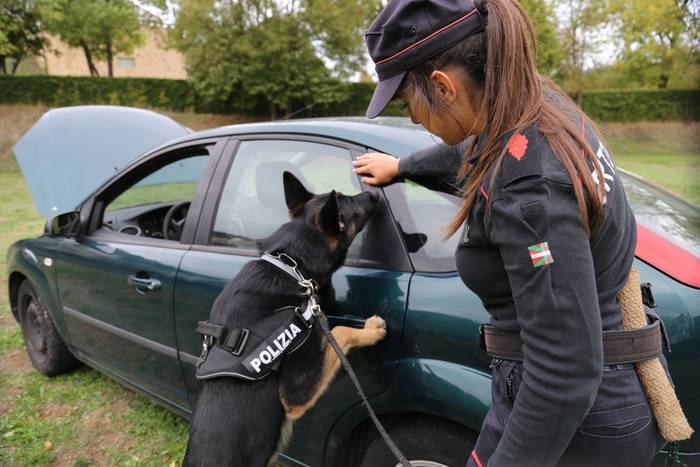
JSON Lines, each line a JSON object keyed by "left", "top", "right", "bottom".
{"left": 507, "top": 133, "right": 529, "bottom": 161}
{"left": 497, "top": 127, "right": 547, "bottom": 189}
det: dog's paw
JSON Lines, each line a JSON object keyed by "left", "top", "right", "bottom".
{"left": 362, "top": 315, "right": 387, "bottom": 345}
{"left": 364, "top": 315, "right": 386, "bottom": 330}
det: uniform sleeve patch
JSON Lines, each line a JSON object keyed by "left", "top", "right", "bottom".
{"left": 507, "top": 133, "right": 529, "bottom": 161}
{"left": 528, "top": 242, "right": 554, "bottom": 267}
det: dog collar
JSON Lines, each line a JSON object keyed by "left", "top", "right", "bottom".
{"left": 260, "top": 251, "right": 319, "bottom": 298}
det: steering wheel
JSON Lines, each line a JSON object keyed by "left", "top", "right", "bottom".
{"left": 163, "top": 201, "right": 191, "bottom": 241}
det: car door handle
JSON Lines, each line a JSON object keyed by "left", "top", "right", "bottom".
{"left": 128, "top": 275, "right": 162, "bottom": 292}
{"left": 327, "top": 315, "right": 367, "bottom": 329}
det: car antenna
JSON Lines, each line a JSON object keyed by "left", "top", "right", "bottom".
{"left": 278, "top": 103, "right": 316, "bottom": 121}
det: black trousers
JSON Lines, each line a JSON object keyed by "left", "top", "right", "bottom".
{"left": 467, "top": 357, "right": 668, "bottom": 467}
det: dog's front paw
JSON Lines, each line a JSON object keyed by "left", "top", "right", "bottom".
{"left": 362, "top": 315, "right": 387, "bottom": 345}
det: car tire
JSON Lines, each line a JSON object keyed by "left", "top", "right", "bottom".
{"left": 359, "top": 417, "right": 476, "bottom": 467}
{"left": 17, "top": 281, "right": 80, "bottom": 376}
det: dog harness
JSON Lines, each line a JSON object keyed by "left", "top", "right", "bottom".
{"left": 196, "top": 252, "right": 414, "bottom": 466}
{"left": 195, "top": 252, "right": 320, "bottom": 381}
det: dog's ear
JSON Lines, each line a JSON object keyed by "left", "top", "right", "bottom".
{"left": 283, "top": 171, "right": 313, "bottom": 215}
{"left": 319, "top": 191, "right": 346, "bottom": 236}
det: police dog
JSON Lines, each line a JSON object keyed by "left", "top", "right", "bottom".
{"left": 184, "top": 172, "right": 385, "bottom": 467}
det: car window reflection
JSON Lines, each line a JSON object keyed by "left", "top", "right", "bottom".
{"left": 384, "top": 180, "right": 460, "bottom": 272}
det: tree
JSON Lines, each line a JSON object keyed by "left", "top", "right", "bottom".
{"left": 170, "top": 0, "right": 382, "bottom": 118}
{"left": 0, "top": 0, "right": 46, "bottom": 75}
{"left": 609, "top": 0, "right": 699, "bottom": 88}
{"left": 556, "top": 0, "right": 609, "bottom": 94}
{"left": 41, "top": 0, "right": 144, "bottom": 77}
{"left": 520, "top": 0, "right": 564, "bottom": 78}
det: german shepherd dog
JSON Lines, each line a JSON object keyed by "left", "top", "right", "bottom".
{"left": 184, "top": 172, "right": 385, "bottom": 466}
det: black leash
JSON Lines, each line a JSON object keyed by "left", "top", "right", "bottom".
{"left": 314, "top": 311, "right": 412, "bottom": 467}
{"left": 260, "top": 252, "right": 412, "bottom": 467}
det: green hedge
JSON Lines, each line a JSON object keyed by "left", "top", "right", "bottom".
{"left": 0, "top": 75, "right": 197, "bottom": 112}
{"left": 574, "top": 89, "right": 700, "bottom": 122}
{"left": 1, "top": 75, "right": 698, "bottom": 121}
{"left": 308, "top": 82, "right": 700, "bottom": 122}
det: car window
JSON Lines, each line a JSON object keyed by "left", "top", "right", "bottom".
{"left": 102, "top": 151, "right": 209, "bottom": 239}
{"left": 108, "top": 155, "right": 208, "bottom": 211}
{"left": 384, "top": 180, "right": 460, "bottom": 272}
{"left": 211, "top": 139, "right": 363, "bottom": 256}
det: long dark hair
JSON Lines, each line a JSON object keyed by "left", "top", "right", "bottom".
{"left": 400, "top": 0, "right": 606, "bottom": 237}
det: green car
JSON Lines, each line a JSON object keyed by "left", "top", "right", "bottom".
{"left": 7, "top": 107, "right": 699, "bottom": 466}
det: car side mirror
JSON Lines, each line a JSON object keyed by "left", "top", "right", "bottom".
{"left": 50, "top": 211, "right": 81, "bottom": 238}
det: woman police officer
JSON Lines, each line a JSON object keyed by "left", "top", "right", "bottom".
{"left": 354, "top": 0, "right": 668, "bottom": 466}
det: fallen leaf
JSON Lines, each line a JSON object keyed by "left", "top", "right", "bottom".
{"left": 43, "top": 440, "right": 53, "bottom": 451}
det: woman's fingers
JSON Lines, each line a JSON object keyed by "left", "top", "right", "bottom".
{"left": 352, "top": 153, "right": 399, "bottom": 185}
{"left": 353, "top": 162, "right": 372, "bottom": 174}
{"left": 354, "top": 153, "right": 386, "bottom": 166}
{"left": 359, "top": 176, "right": 379, "bottom": 185}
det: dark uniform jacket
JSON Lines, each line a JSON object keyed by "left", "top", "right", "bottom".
{"left": 397, "top": 122, "right": 637, "bottom": 466}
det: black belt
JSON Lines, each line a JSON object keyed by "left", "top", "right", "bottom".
{"left": 480, "top": 320, "right": 664, "bottom": 365}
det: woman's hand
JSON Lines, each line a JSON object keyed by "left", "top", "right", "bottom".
{"left": 353, "top": 153, "right": 400, "bottom": 185}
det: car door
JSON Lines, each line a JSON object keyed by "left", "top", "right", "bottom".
{"left": 56, "top": 139, "right": 225, "bottom": 411}
{"left": 173, "top": 135, "right": 412, "bottom": 463}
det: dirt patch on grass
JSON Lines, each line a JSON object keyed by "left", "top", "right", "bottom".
{"left": 0, "top": 399, "right": 10, "bottom": 416}
{"left": 39, "top": 403, "right": 75, "bottom": 420}
{"left": 52, "top": 400, "right": 136, "bottom": 467}
{"left": 49, "top": 433, "right": 125, "bottom": 467}
{"left": 81, "top": 401, "right": 129, "bottom": 430}
{"left": 0, "top": 314, "right": 16, "bottom": 329}
{"left": 0, "top": 348, "right": 31, "bottom": 373}
{"left": 599, "top": 121, "right": 700, "bottom": 153}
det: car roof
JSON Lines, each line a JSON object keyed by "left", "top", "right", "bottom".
{"left": 173, "top": 117, "right": 439, "bottom": 158}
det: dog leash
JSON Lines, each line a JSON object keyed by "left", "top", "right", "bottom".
{"left": 261, "top": 252, "right": 413, "bottom": 467}
{"left": 314, "top": 310, "right": 412, "bottom": 467}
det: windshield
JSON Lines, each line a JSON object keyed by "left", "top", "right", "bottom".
{"left": 622, "top": 171, "right": 700, "bottom": 260}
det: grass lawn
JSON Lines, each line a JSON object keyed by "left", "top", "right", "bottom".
{"left": 0, "top": 168, "right": 190, "bottom": 466}
{"left": 0, "top": 103, "right": 698, "bottom": 465}
{"left": 0, "top": 105, "right": 240, "bottom": 466}
{"left": 601, "top": 121, "right": 700, "bottom": 205}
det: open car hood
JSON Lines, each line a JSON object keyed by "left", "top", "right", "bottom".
{"left": 13, "top": 106, "right": 190, "bottom": 217}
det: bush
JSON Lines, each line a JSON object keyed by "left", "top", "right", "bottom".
{"left": 307, "top": 83, "right": 700, "bottom": 122}
{"left": 0, "top": 75, "right": 196, "bottom": 112}
{"left": 576, "top": 89, "right": 700, "bottom": 122}
{"left": 0, "top": 75, "right": 697, "bottom": 121}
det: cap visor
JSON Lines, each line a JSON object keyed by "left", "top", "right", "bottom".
{"left": 365, "top": 72, "right": 405, "bottom": 119}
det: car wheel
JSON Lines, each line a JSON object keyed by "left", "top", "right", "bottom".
{"left": 359, "top": 418, "right": 476, "bottom": 467}
{"left": 17, "top": 281, "right": 80, "bottom": 376}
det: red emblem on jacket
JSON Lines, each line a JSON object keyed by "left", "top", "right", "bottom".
{"left": 507, "top": 133, "right": 528, "bottom": 161}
